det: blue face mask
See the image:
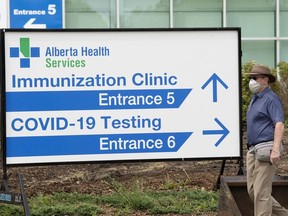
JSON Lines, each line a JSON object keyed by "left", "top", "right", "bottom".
{"left": 249, "top": 79, "right": 261, "bottom": 94}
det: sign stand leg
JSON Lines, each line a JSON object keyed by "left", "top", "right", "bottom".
{"left": 215, "top": 158, "right": 245, "bottom": 189}
{"left": 215, "top": 160, "right": 226, "bottom": 189}
{"left": 0, "top": 166, "right": 9, "bottom": 191}
{"left": 237, "top": 158, "right": 245, "bottom": 175}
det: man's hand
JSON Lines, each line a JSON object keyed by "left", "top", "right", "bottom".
{"left": 270, "top": 149, "right": 281, "bottom": 164}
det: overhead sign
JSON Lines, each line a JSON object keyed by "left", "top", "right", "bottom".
{"left": 9, "top": 0, "right": 63, "bottom": 29}
{"left": 2, "top": 29, "right": 242, "bottom": 165}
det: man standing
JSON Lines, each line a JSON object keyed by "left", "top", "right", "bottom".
{"left": 246, "top": 65, "right": 288, "bottom": 215}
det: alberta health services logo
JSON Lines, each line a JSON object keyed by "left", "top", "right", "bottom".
{"left": 10, "top": 38, "right": 40, "bottom": 68}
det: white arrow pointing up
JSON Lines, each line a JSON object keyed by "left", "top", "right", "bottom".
{"left": 24, "top": 18, "right": 46, "bottom": 29}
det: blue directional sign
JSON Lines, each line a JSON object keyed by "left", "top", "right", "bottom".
{"left": 7, "top": 132, "right": 193, "bottom": 157}
{"left": 6, "top": 89, "right": 192, "bottom": 111}
{"left": 201, "top": 73, "right": 229, "bottom": 102}
{"left": 203, "top": 118, "right": 230, "bottom": 147}
{"left": 9, "top": 0, "right": 63, "bottom": 29}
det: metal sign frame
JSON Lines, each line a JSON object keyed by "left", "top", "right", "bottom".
{"left": 1, "top": 28, "right": 243, "bottom": 168}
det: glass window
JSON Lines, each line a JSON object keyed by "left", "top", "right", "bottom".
{"left": 65, "top": 0, "right": 116, "bottom": 28}
{"left": 280, "top": 0, "right": 288, "bottom": 37}
{"left": 280, "top": 41, "right": 288, "bottom": 62}
{"left": 173, "top": 0, "right": 222, "bottom": 27}
{"left": 242, "top": 41, "right": 275, "bottom": 67}
{"left": 227, "top": 0, "right": 275, "bottom": 37}
{"left": 120, "top": 0, "right": 170, "bottom": 28}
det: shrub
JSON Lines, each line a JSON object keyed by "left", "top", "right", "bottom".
{"left": 271, "top": 62, "right": 288, "bottom": 127}
{"left": 241, "top": 61, "right": 255, "bottom": 126}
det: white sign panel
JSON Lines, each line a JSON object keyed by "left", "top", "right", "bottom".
{"left": 0, "top": 0, "right": 7, "bottom": 28}
{"left": 3, "top": 29, "right": 242, "bottom": 165}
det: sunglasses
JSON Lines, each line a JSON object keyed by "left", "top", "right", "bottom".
{"left": 251, "top": 76, "right": 267, "bottom": 80}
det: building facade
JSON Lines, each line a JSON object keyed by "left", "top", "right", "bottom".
{"left": 65, "top": 0, "right": 288, "bottom": 68}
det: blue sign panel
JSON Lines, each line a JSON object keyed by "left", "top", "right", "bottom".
{"left": 9, "top": 0, "right": 63, "bottom": 29}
